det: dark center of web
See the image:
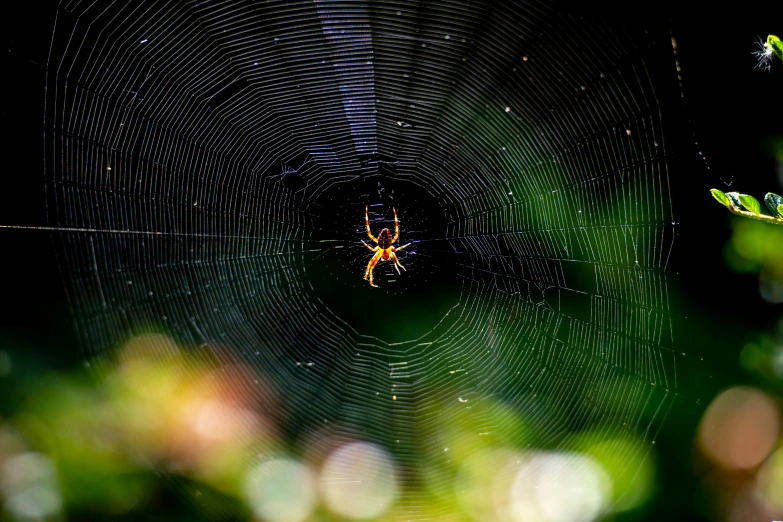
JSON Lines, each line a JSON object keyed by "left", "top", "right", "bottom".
{"left": 307, "top": 176, "right": 461, "bottom": 343}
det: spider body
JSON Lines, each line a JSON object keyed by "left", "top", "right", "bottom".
{"left": 377, "top": 228, "right": 393, "bottom": 250}
{"left": 362, "top": 206, "right": 410, "bottom": 287}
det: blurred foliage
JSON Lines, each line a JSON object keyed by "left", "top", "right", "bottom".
{"left": 740, "top": 318, "right": 783, "bottom": 394}
{"left": 724, "top": 217, "right": 783, "bottom": 304}
{"left": 570, "top": 431, "right": 655, "bottom": 513}
{"left": 0, "top": 333, "right": 664, "bottom": 522}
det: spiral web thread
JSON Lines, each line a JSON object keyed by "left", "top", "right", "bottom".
{"left": 44, "top": 0, "right": 680, "bottom": 517}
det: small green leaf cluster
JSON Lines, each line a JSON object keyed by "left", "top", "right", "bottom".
{"left": 711, "top": 189, "right": 783, "bottom": 225}
{"left": 768, "top": 34, "right": 783, "bottom": 61}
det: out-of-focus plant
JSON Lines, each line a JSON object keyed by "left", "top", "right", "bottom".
{"left": 694, "top": 385, "right": 783, "bottom": 522}
{"left": 107, "top": 334, "right": 276, "bottom": 493}
{"left": 570, "top": 431, "right": 655, "bottom": 514}
{"left": 710, "top": 189, "right": 783, "bottom": 225}
{"left": 1, "top": 332, "right": 664, "bottom": 522}
{"left": 1, "top": 333, "right": 276, "bottom": 520}
{"left": 723, "top": 216, "right": 783, "bottom": 303}
{"left": 740, "top": 318, "right": 783, "bottom": 393}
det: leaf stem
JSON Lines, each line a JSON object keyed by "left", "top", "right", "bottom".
{"left": 726, "top": 205, "right": 783, "bottom": 225}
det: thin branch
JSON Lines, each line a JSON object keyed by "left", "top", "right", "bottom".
{"left": 726, "top": 206, "right": 783, "bottom": 225}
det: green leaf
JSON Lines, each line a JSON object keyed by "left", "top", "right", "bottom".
{"left": 725, "top": 192, "right": 742, "bottom": 209}
{"left": 768, "top": 34, "right": 783, "bottom": 62}
{"left": 765, "top": 192, "right": 783, "bottom": 215}
{"left": 710, "top": 189, "right": 730, "bottom": 208}
{"left": 739, "top": 194, "right": 761, "bottom": 214}
{"left": 778, "top": 204, "right": 783, "bottom": 219}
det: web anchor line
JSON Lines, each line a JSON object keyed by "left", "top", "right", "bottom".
{"left": 0, "top": 225, "right": 334, "bottom": 242}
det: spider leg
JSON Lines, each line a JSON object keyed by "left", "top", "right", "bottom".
{"left": 362, "top": 240, "right": 377, "bottom": 252}
{"left": 393, "top": 243, "right": 411, "bottom": 252}
{"left": 365, "top": 206, "right": 378, "bottom": 244}
{"left": 364, "top": 249, "right": 382, "bottom": 288}
{"left": 391, "top": 252, "right": 406, "bottom": 272}
{"left": 391, "top": 207, "right": 400, "bottom": 244}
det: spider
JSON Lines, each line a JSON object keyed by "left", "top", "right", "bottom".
{"left": 362, "top": 206, "right": 410, "bottom": 288}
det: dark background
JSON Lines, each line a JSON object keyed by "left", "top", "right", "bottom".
{"left": 1, "top": 1, "right": 781, "bottom": 520}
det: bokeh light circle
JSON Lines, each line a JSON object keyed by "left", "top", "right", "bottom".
{"left": 0, "top": 452, "right": 62, "bottom": 520}
{"left": 320, "top": 442, "right": 398, "bottom": 519}
{"left": 698, "top": 386, "right": 780, "bottom": 470}
{"left": 509, "top": 452, "right": 611, "bottom": 522}
{"left": 243, "top": 458, "right": 317, "bottom": 522}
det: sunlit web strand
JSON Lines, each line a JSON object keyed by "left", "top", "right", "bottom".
{"left": 0, "top": 224, "right": 339, "bottom": 243}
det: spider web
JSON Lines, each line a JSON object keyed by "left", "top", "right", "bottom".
{"left": 43, "top": 0, "right": 681, "bottom": 517}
